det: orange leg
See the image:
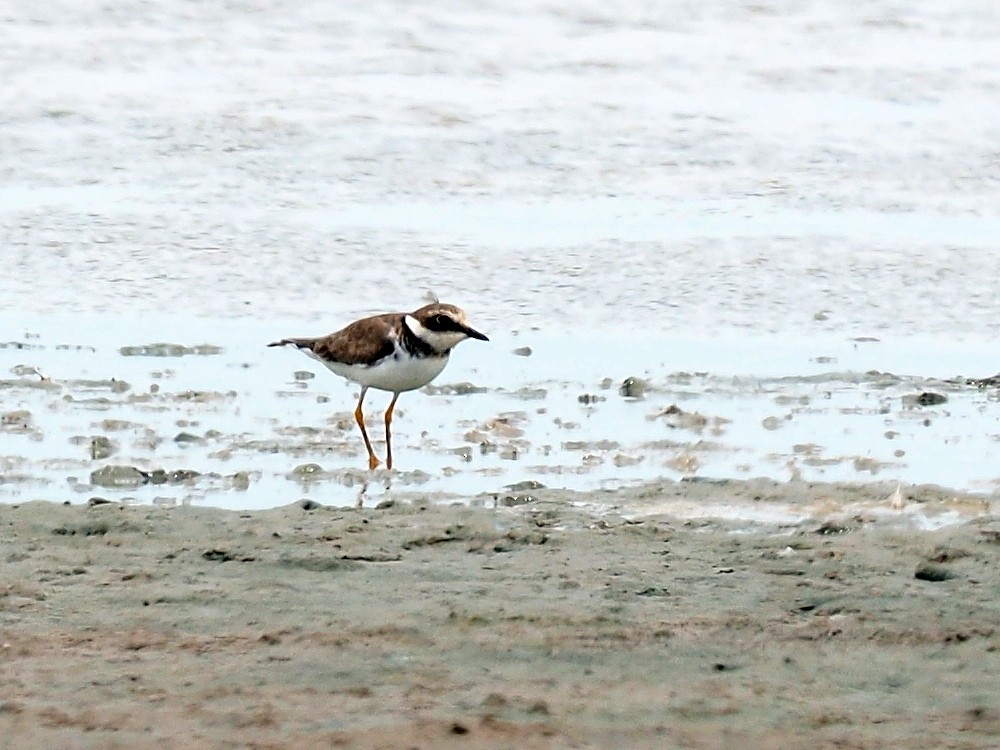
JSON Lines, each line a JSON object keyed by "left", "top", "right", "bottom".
{"left": 354, "top": 387, "right": 380, "bottom": 470}
{"left": 384, "top": 392, "right": 401, "bottom": 471}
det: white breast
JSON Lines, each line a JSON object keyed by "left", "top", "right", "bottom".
{"left": 307, "top": 347, "right": 450, "bottom": 393}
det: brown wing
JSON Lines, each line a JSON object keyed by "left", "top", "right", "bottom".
{"left": 310, "top": 313, "right": 401, "bottom": 366}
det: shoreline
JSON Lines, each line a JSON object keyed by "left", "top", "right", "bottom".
{"left": 3, "top": 483, "right": 1000, "bottom": 748}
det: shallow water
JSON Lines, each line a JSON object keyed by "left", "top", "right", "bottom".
{"left": 2, "top": 313, "right": 998, "bottom": 516}
{"left": 3, "top": 1, "right": 1000, "bottom": 518}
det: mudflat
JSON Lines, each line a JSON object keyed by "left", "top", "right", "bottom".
{"left": 3, "top": 481, "right": 1000, "bottom": 749}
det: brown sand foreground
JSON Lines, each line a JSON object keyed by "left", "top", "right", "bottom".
{"left": 3, "top": 481, "right": 1000, "bottom": 750}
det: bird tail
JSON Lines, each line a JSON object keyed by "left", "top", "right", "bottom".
{"left": 267, "top": 337, "right": 318, "bottom": 350}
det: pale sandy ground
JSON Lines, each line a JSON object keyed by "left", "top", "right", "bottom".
{"left": 3, "top": 480, "right": 1000, "bottom": 750}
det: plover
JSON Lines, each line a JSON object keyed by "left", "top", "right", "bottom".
{"left": 268, "top": 303, "right": 488, "bottom": 470}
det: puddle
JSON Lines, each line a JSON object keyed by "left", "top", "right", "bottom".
{"left": 1, "top": 312, "right": 998, "bottom": 521}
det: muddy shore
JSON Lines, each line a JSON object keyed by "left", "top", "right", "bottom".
{"left": 6, "top": 0, "right": 1000, "bottom": 745}
{"left": 3, "top": 481, "right": 1000, "bottom": 749}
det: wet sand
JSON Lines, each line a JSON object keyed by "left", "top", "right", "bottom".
{"left": 6, "top": 0, "right": 1000, "bottom": 746}
{"left": 3, "top": 483, "right": 1000, "bottom": 749}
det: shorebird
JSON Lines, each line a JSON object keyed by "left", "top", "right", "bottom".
{"left": 268, "top": 303, "right": 488, "bottom": 470}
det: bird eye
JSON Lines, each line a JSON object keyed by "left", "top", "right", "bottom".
{"left": 433, "top": 315, "right": 449, "bottom": 328}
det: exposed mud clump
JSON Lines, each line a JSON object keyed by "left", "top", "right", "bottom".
{"left": 650, "top": 404, "right": 728, "bottom": 435}
{"left": 761, "top": 415, "right": 786, "bottom": 431}
{"left": 173, "top": 431, "right": 206, "bottom": 445}
{"left": 162, "top": 469, "right": 201, "bottom": 484}
{"left": 119, "top": 343, "right": 223, "bottom": 357}
{"left": 10, "top": 364, "right": 45, "bottom": 377}
{"left": 961, "top": 373, "right": 1000, "bottom": 389}
{"left": 619, "top": 377, "right": 647, "bottom": 399}
{"left": 97, "top": 419, "right": 141, "bottom": 431}
{"left": 476, "top": 414, "right": 527, "bottom": 439}
{"left": 504, "top": 480, "right": 546, "bottom": 491}
{"left": 89, "top": 436, "right": 116, "bottom": 460}
{"left": 423, "top": 382, "right": 489, "bottom": 395}
{"left": 561, "top": 439, "right": 620, "bottom": 452}
{"left": 498, "top": 494, "right": 535, "bottom": 507}
{"left": 511, "top": 386, "right": 547, "bottom": 400}
{"left": 1, "top": 410, "right": 35, "bottom": 434}
{"left": 89, "top": 465, "right": 149, "bottom": 488}
{"left": 908, "top": 391, "right": 948, "bottom": 407}
{"left": 0, "top": 377, "right": 60, "bottom": 392}
{"left": 0, "top": 341, "right": 43, "bottom": 350}
{"left": 88, "top": 465, "right": 201, "bottom": 489}
{"left": 853, "top": 456, "right": 888, "bottom": 475}
{"left": 229, "top": 471, "right": 252, "bottom": 491}
{"left": 67, "top": 378, "right": 131, "bottom": 393}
